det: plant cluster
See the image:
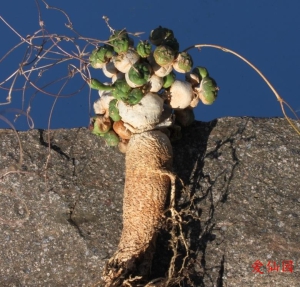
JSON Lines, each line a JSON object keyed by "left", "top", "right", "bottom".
{"left": 88, "top": 26, "right": 219, "bottom": 151}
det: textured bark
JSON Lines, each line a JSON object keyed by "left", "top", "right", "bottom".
{"left": 103, "top": 131, "right": 173, "bottom": 286}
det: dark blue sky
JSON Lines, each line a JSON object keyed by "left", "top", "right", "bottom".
{"left": 1, "top": 0, "right": 300, "bottom": 130}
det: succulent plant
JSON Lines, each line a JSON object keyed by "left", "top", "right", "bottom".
{"left": 89, "top": 45, "right": 114, "bottom": 69}
{"left": 88, "top": 24, "right": 222, "bottom": 285}
{"left": 91, "top": 115, "right": 112, "bottom": 136}
{"left": 149, "top": 26, "right": 174, "bottom": 46}
{"left": 109, "top": 99, "right": 121, "bottom": 121}
{"left": 173, "top": 52, "right": 193, "bottom": 73}
{"left": 195, "top": 76, "right": 218, "bottom": 105}
{"left": 137, "top": 40, "right": 152, "bottom": 58}
{"left": 126, "top": 62, "right": 152, "bottom": 87}
{"left": 109, "top": 29, "right": 130, "bottom": 54}
{"left": 192, "top": 66, "right": 209, "bottom": 81}
{"left": 163, "top": 71, "right": 176, "bottom": 88}
{"left": 89, "top": 25, "right": 219, "bottom": 139}
{"left": 185, "top": 66, "right": 209, "bottom": 87}
{"left": 147, "top": 53, "right": 173, "bottom": 77}
{"left": 112, "top": 72, "right": 125, "bottom": 83}
{"left": 191, "top": 66, "right": 218, "bottom": 105}
{"left": 89, "top": 78, "right": 133, "bottom": 103}
{"left": 153, "top": 45, "right": 176, "bottom": 67}
{"left": 185, "top": 72, "right": 200, "bottom": 86}
{"left": 111, "top": 79, "right": 132, "bottom": 101}
{"left": 127, "top": 88, "right": 144, "bottom": 105}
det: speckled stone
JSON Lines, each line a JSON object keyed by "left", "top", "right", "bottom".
{"left": 0, "top": 117, "right": 299, "bottom": 286}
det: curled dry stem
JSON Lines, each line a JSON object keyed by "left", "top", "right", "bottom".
{"left": 184, "top": 44, "right": 300, "bottom": 136}
{"left": 0, "top": 0, "right": 105, "bottom": 193}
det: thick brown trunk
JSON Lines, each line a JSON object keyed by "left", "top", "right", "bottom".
{"left": 103, "top": 130, "right": 173, "bottom": 286}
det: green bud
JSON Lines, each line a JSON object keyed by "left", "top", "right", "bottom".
{"left": 109, "top": 99, "right": 121, "bottom": 121}
{"left": 153, "top": 45, "right": 175, "bottom": 66}
{"left": 193, "top": 66, "right": 209, "bottom": 80}
{"left": 163, "top": 71, "right": 176, "bottom": 88}
{"left": 173, "top": 52, "right": 193, "bottom": 73}
{"left": 126, "top": 88, "right": 144, "bottom": 105}
{"left": 136, "top": 41, "right": 152, "bottom": 58}
{"left": 149, "top": 26, "right": 174, "bottom": 46}
{"left": 109, "top": 30, "right": 130, "bottom": 54}
{"left": 89, "top": 45, "right": 114, "bottom": 68}
{"left": 91, "top": 116, "right": 112, "bottom": 136}
{"left": 198, "top": 76, "right": 218, "bottom": 105}
{"left": 128, "top": 62, "right": 152, "bottom": 86}
{"left": 111, "top": 79, "right": 132, "bottom": 101}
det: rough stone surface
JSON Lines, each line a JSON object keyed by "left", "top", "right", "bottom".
{"left": 0, "top": 117, "right": 299, "bottom": 286}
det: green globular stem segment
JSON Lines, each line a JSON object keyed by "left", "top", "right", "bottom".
{"left": 109, "top": 99, "right": 121, "bottom": 122}
{"left": 111, "top": 79, "right": 132, "bottom": 101}
{"left": 163, "top": 72, "right": 176, "bottom": 88}
{"left": 153, "top": 45, "right": 175, "bottom": 66}
{"left": 177, "top": 52, "right": 193, "bottom": 72}
{"left": 137, "top": 41, "right": 152, "bottom": 58}
{"left": 128, "top": 62, "right": 152, "bottom": 86}
{"left": 127, "top": 88, "right": 144, "bottom": 105}
{"left": 200, "top": 77, "right": 218, "bottom": 104}
{"left": 149, "top": 26, "right": 175, "bottom": 46}
{"left": 89, "top": 45, "right": 113, "bottom": 64}
{"left": 89, "top": 78, "right": 114, "bottom": 91}
{"left": 193, "top": 66, "right": 209, "bottom": 80}
{"left": 109, "top": 30, "right": 130, "bottom": 54}
{"left": 98, "top": 45, "right": 113, "bottom": 61}
{"left": 92, "top": 119, "right": 106, "bottom": 136}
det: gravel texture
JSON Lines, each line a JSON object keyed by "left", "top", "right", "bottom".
{"left": 0, "top": 117, "right": 299, "bottom": 286}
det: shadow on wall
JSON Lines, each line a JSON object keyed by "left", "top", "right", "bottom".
{"left": 151, "top": 119, "right": 222, "bottom": 285}
{"left": 151, "top": 118, "right": 258, "bottom": 286}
